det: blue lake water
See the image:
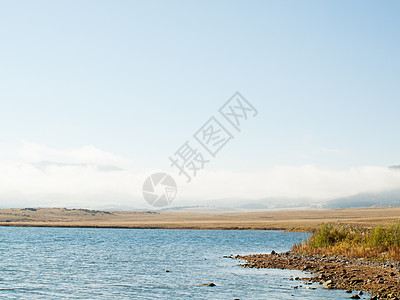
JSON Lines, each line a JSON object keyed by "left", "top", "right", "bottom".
{"left": 0, "top": 227, "right": 366, "bottom": 299}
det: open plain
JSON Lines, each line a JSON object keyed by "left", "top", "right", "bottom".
{"left": 0, "top": 207, "right": 399, "bottom": 231}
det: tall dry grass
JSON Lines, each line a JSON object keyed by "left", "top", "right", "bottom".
{"left": 292, "top": 222, "right": 400, "bottom": 261}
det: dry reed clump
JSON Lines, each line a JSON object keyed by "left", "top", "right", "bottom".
{"left": 292, "top": 222, "right": 400, "bottom": 261}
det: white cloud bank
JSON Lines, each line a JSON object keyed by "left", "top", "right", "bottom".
{"left": 0, "top": 142, "right": 400, "bottom": 209}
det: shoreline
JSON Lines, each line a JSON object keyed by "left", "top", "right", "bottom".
{"left": 237, "top": 251, "right": 400, "bottom": 299}
{"left": 0, "top": 224, "right": 290, "bottom": 231}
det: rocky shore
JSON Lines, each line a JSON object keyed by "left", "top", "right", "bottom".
{"left": 235, "top": 251, "right": 400, "bottom": 299}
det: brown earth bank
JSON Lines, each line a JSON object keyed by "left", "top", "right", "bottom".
{"left": 236, "top": 251, "right": 400, "bottom": 299}
{"left": 0, "top": 207, "right": 400, "bottom": 231}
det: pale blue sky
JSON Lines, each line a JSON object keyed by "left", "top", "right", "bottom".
{"left": 1, "top": 0, "right": 400, "bottom": 173}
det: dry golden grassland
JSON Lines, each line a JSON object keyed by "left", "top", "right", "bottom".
{"left": 0, "top": 207, "right": 399, "bottom": 232}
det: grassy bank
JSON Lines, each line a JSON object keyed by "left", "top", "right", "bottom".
{"left": 292, "top": 222, "right": 400, "bottom": 261}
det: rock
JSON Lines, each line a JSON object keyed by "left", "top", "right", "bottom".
{"left": 302, "top": 264, "right": 311, "bottom": 271}
{"left": 200, "top": 283, "right": 216, "bottom": 287}
{"left": 349, "top": 295, "right": 360, "bottom": 299}
{"left": 271, "top": 250, "right": 276, "bottom": 255}
{"left": 324, "top": 280, "right": 333, "bottom": 286}
{"left": 352, "top": 279, "right": 363, "bottom": 284}
{"left": 346, "top": 290, "right": 352, "bottom": 293}
{"left": 293, "top": 286, "right": 298, "bottom": 289}
{"left": 236, "top": 251, "right": 400, "bottom": 299}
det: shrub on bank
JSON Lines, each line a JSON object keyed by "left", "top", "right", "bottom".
{"left": 292, "top": 222, "right": 400, "bottom": 261}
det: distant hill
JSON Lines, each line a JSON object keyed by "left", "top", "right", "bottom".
{"left": 324, "top": 188, "right": 400, "bottom": 209}
{"left": 238, "top": 197, "right": 314, "bottom": 210}
{"left": 322, "top": 165, "right": 400, "bottom": 209}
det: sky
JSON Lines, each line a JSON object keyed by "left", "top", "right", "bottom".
{"left": 0, "top": 0, "right": 400, "bottom": 209}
